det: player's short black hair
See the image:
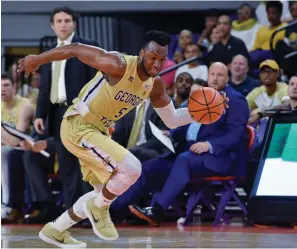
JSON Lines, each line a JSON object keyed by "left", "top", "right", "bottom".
{"left": 1, "top": 72, "right": 14, "bottom": 84}
{"left": 50, "top": 6, "right": 78, "bottom": 23}
{"left": 266, "top": 1, "right": 283, "bottom": 15}
{"left": 142, "top": 30, "right": 171, "bottom": 49}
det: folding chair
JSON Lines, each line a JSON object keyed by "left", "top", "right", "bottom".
{"left": 183, "top": 125, "right": 256, "bottom": 226}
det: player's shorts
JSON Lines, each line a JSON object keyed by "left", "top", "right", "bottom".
{"left": 60, "top": 114, "right": 129, "bottom": 185}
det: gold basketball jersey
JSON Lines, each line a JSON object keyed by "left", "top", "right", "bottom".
{"left": 1, "top": 94, "right": 31, "bottom": 127}
{"left": 65, "top": 55, "right": 155, "bottom": 134}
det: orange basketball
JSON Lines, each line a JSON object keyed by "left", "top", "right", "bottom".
{"left": 188, "top": 87, "right": 225, "bottom": 124}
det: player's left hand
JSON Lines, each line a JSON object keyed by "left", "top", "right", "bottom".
{"left": 220, "top": 91, "right": 229, "bottom": 109}
{"left": 190, "top": 142, "right": 209, "bottom": 154}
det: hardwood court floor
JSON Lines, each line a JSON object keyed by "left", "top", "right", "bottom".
{"left": 1, "top": 223, "right": 297, "bottom": 248}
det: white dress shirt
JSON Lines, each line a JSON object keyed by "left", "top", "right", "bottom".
{"left": 51, "top": 32, "right": 75, "bottom": 103}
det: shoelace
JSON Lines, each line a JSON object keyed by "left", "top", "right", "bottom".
{"left": 100, "top": 208, "right": 113, "bottom": 227}
{"left": 61, "top": 231, "right": 76, "bottom": 242}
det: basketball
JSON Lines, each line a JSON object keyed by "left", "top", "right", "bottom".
{"left": 188, "top": 87, "right": 225, "bottom": 124}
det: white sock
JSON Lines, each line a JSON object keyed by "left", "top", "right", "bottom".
{"left": 51, "top": 191, "right": 96, "bottom": 232}
{"left": 51, "top": 211, "right": 77, "bottom": 232}
{"left": 94, "top": 191, "right": 114, "bottom": 208}
{"left": 73, "top": 191, "right": 96, "bottom": 219}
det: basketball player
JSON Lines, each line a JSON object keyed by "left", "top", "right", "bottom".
{"left": 18, "top": 30, "right": 227, "bottom": 247}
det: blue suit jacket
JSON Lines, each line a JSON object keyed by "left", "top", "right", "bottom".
{"left": 168, "top": 85, "right": 250, "bottom": 176}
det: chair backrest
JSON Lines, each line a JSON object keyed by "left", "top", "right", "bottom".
{"left": 246, "top": 125, "right": 256, "bottom": 151}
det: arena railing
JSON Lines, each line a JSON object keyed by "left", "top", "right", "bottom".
{"left": 159, "top": 55, "right": 206, "bottom": 77}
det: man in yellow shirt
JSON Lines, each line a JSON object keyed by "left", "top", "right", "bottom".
{"left": 247, "top": 60, "right": 289, "bottom": 124}
{"left": 252, "top": 1, "right": 286, "bottom": 51}
{"left": 1, "top": 72, "right": 35, "bottom": 222}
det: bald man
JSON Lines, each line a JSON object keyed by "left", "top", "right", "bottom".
{"left": 114, "top": 62, "right": 250, "bottom": 226}
{"left": 229, "top": 55, "right": 260, "bottom": 96}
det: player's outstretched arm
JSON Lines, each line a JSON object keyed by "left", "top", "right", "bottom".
{"left": 149, "top": 77, "right": 194, "bottom": 129}
{"left": 17, "top": 44, "right": 126, "bottom": 77}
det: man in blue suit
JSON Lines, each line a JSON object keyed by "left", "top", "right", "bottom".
{"left": 111, "top": 62, "right": 249, "bottom": 225}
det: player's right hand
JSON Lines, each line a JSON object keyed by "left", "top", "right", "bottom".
{"left": 34, "top": 118, "right": 45, "bottom": 134}
{"left": 17, "top": 55, "right": 39, "bottom": 77}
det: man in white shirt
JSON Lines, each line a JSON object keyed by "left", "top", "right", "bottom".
{"left": 174, "top": 43, "right": 208, "bottom": 82}
{"left": 34, "top": 7, "right": 99, "bottom": 209}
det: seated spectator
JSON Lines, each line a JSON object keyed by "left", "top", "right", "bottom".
{"left": 127, "top": 62, "right": 249, "bottom": 226}
{"left": 1, "top": 72, "right": 34, "bottom": 222}
{"left": 197, "top": 9, "right": 219, "bottom": 51}
{"left": 8, "top": 60, "right": 22, "bottom": 95}
{"left": 208, "top": 15, "right": 250, "bottom": 68}
{"left": 256, "top": 0, "right": 292, "bottom": 26}
{"left": 247, "top": 60, "right": 289, "bottom": 125}
{"left": 207, "top": 26, "right": 223, "bottom": 52}
{"left": 26, "top": 71, "right": 40, "bottom": 108}
{"left": 110, "top": 62, "right": 249, "bottom": 225}
{"left": 172, "top": 72, "right": 195, "bottom": 107}
{"left": 173, "top": 29, "right": 193, "bottom": 64}
{"left": 231, "top": 4, "right": 261, "bottom": 51}
{"left": 275, "top": 1, "right": 297, "bottom": 79}
{"left": 175, "top": 43, "right": 208, "bottom": 82}
{"left": 180, "top": 78, "right": 208, "bottom": 108}
{"left": 5, "top": 131, "right": 57, "bottom": 224}
{"left": 264, "top": 75, "right": 297, "bottom": 111}
{"left": 228, "top": 55, "right": 260, "bottom": 96}
{"left": 251, "top": 1, "right": 287, "bottom": 66}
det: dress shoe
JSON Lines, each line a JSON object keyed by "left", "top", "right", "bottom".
{"left": 129, "top": 205, "right": 162, "bottom": 227}
{"left": 2, "top": 209, "right": 23, "bottom": 224}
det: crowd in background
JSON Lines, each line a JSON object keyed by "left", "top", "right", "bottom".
{"left": 1, "top": 1, "right": 297, "bottom": 226}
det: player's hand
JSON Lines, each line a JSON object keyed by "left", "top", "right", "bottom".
{"left": 19, "top": 140, "right": 33, "bottom": 150}
{"left": 34, "top": 118, "right": 45, "bottom": 134}
{"left": 190, "top": 142, "right": 210, "bottom": 154}
{"left": 32, "top": 140, "right": 48, "bottom": 152}
{"left": 17, "top": 55, "right": 39, "bottom": 77}
{"left": 220, "top": 91, "right": 229, "bottom": 110}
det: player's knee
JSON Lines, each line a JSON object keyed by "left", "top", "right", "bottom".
{"left": 118, "top": 152, "right": 142, "bottom": 182}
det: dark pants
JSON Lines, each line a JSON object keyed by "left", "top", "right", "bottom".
{"left": 111, "top": 151, "right": 219, "bottom": 221}
{"left": 129, "top": 140, "right": 170, "bottom": 164}
{"left": 7, "top": 150, "right": 25, "bottom": 210}
{"left": 52, "top": 105, "right": 92, "bottom": 209}
{"left": 23, "top": 139, "right": 56, "bottom": 203}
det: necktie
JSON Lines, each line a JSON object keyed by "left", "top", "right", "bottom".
{"left": 127, "top": 101, "right": 145, "bottom": 149}
{"left": 50, "top": 41, "right": 64, "bottom": 104}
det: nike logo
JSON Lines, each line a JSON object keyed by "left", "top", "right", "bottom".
{"left": 90, "top": 210, "right": 99, "bottom": 223}
{"left": 54, "top": 236, "right": 64, "bottom": 244}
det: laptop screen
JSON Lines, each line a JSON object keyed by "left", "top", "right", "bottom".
{"left": 252, "top": 122, "right": 297, "bottom": 197}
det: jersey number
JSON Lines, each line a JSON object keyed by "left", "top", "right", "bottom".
{"left": 114, "top": 108, "right": 128, "bottom": 118}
